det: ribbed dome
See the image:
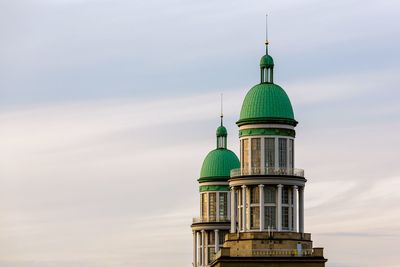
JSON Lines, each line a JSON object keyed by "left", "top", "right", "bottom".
{"left": 237, "top": 83, "right": 297, "bottom": 126}
{"left": 199, "top": 149, "right": 240, "bottom": 182}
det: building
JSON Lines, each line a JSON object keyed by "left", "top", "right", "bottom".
{"left": 191, "top": 31, "right": 328, "bottom": 267}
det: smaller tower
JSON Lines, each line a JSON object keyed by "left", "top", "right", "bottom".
{"left": 191, "top": 118, "right": 240, "bottom": 267}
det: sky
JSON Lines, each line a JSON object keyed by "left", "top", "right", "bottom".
{"left": 0, "top": 0, "right": 400, "bottom": 267}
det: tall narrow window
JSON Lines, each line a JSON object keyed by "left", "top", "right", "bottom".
{"left": 264, "top": 186, "right": 276, "bottom": 230}
{"left": 208, "top": 231, "right": 215, "bottom": 245}
{"left": 250, "top": 206, "right": 260, "bottom": 229}
{"left": 219, "top": 193, "right": 228, "bottom": 219}
{"left": 201, "top": 193, "right": 208, "bottom": 219}
{"left": 242, "top": 139, "right": 249, "bottom": 171}
{"left": 282, "top": 187, "right": 289, "bottom": 204}
{"left": 250, "top": 187, "right": 260, "bottom": 204}
{"left": 250, "top": 186, "right": 260, "bottom": 229}
{"left": 264, "top": 187, "right": 276, "bottom": 203}
{"left": 291, "top": 207, "right": 295, "bottom": 228}
{"left": 209, "top": 193, "right": 216, "bottom": 221}
{"left": 265, "top": 138, "right": 275, "bottom": 168}
{"left": 279, "top": 138, "right": 287, "bottom": 168}
{"left": 289, "top": 139, "right": 294, "bottom": 168}
{"left": 208, "top": 247, "right": 215, "bottom": 263}
{"left": 282, "top": 207, "right": 289, "bottom": 229}
{"left": 264, "top": 206, "right": 276, "bottom": 229}
{"left": 219, "top": 230, "right": 228, "bottom": 245}
{"left": 251, "top": 138, "right": 261, "bottom": 172}
{"left": 199, "top": 247, "right": 203, "bottom": 266}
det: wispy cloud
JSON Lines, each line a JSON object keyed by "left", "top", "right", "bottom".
{"left": 1, "top": 72, "right": 400, "bottom": 266}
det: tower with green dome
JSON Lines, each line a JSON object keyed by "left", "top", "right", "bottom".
{"left": 191, "top": 116, "right": 240, "bottom": 267}
{"left": 191, "top": 22, "right": 327, "bottom": 267}
{"left": 229, "top": 38, "right": 304, "bottom": 235}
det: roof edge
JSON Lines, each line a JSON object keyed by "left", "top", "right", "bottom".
{"left": 236, "top": 117, "right": 298, "bottom": 127}
{"left": 198, "top": 176, "right": 230, "bottom": 183}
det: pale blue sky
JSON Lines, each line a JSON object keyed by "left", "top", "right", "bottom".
{"left": 0, "top": 1, "right": 400, "bottom": 267}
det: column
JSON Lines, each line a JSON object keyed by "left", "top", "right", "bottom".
{"left": 259, "top": 184, "right": 264, "bottom": 231}
{"left": 230, "top": 187, "right": 236, "bottom": 233}
{"left": 293, "top": 185, "right": 298, "bottom": 232}
{"left": 193, "top": 231, "right": 197, "bottom": 267}
{"left": 242, "top": 185, "right": 247, "bottom": 231}
{"left": 216, "top": 192, "right": 220, "bottom": 222}
{"left": 299, "top": 186, "right": 305, "bottom": 233}
{"left": 288, "top": 188, "right": 292, "bottom": 230}
{"left": 201, "top": 230, "right": 205, "bottom": 267}
{"left": 227, "top": 190, "right": 231, "bottom": 219}
{"left": 277, "top": 184, "right": 283, "bottom": 231}
{"left": 196, "top": 231, "right": 201, "bottom": 267}
{"left": 204, "top": 231, "right": 208, "bottom": 266}
{"left": 214, "top": 229, "right": 219, "bottom": 252}
{"left": 274, "top": 138, "right": 279, "bottom": 169}
{"left": 238, "top": 188, "right": 241, "bottom": 231}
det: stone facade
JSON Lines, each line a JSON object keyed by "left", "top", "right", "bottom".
{"left": 210, "top": 232, "right": 327, "bottom": 267}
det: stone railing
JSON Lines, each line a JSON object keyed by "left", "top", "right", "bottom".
{"left": 230, "top": 167, "right": 304, "bottom": 178}
{"left": 192, "top": 216, "right": 230, "bottom": 223}
{"left": 252, "top": 248, "right": 313, "bottom": 257}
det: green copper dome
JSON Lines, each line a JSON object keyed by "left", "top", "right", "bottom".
{"left": 216, "top": 125, "right": 227, "bottom": 137}
{"left": 199, "top": 148, "right": 240, "bottom": 182}
{"left": 237, "top": 82, "right": 297, "bottom": 126}
{"left": 260, "top": 54, "right": 274, "bottom": 67}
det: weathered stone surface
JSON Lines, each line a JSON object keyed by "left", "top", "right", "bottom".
{"left": 210, "top": 232, "right": 327, "bottom": 267}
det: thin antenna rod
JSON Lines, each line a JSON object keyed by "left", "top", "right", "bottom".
{"left": 220, "top": 93, "right": 223, "bottom": 126}
{"left": 265, "top": 14, "right": 269, "bottom": 54}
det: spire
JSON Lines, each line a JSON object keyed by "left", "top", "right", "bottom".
{"left": 220, "top": 93, "right": 224, "bottom": 126}
{"left": 260, "top": 14, "right": 274, "bottom": 83}
{"left": 216, "top": 95, "right": 227, "bottom": 149}
{"left": 265, "top": 14, "right": 269, "bottom": 55}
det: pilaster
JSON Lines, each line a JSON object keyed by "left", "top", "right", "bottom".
{"left": 259, "top": 184, "right": 264, "bottom": 231}
{"left": 277, "top": 184, "right": 283, "bottom": 231}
